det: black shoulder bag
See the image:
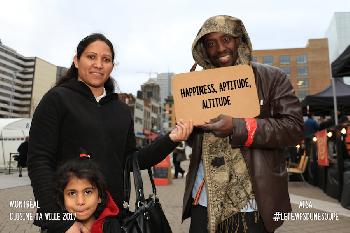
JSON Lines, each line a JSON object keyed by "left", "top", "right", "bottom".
{"left": 121, "top": 154, "right": 172, "bottom": 233}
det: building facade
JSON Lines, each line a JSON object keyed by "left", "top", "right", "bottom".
{"left": 119, "top": 93, "right": 146, "bottom": 146}
{"left": 133, "top": 97, "right": 145, "bottom": 145}
{"left": 141, "top": 80, "right": 160, "bottom": 102}
{"left": 164, "top": 95, "right": 175, "bottom": 132}
{"left": 0, "top": 40, "right": 56, "bottom": 118}
{"left": 56, "top": 66, "right": 68, "bottom": 82}
{"left": 140, "top": 80, "right": 163, "bottom": 132}
{"left": 325, "top": 12, "right": 350, "bottom": 62}
{"left": 252, "top": 38, "right": 331, "bottom": 99}
{"left": 31, "top": 58, "right": 57, "bottom": 116}
{"left": 325, "top": 12, "right": 350, "bottom": 84}
{"left": 0, "top": 42, "right": 35, "bottom": 117}
{"left": 119, "top": 92, "right": 163, "bottom": 146}
{"left": 156, "top": 72, "right": 174, "bottom": 104}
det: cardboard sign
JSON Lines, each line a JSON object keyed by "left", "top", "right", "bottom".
{"left": 172, "top": 65, "right": 260, "bottom": 125}
{"left": 316, "top": 130, "right": 329, "bottom": 166}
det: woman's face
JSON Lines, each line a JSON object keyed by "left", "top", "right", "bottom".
{"left": 74, "top": 40, "right": 114, "bottom": 96}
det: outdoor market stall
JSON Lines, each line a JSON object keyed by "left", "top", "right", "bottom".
{"left": 302, "top": 45, "right": 350, "bottom": 209}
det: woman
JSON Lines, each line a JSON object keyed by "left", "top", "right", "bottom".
{"left": 28, "top": 33, "right": 193, "bottom": 233}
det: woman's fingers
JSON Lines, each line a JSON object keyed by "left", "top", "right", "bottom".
{"left": 169, "top": 119, "right": 193, "bottom": 142}
{"left": 177, "top": 119, "right": 193, "bottom": 139}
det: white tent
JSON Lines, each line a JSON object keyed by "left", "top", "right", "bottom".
{"left": 0, "top": 118, "right": 31, "bottom": 169}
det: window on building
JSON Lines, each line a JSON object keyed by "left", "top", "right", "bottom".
{"left": 280, "top": 67, "right": 291, "bottom": 77}
{"left": 297, "top": 67, "right": 308, "bottom": 76}
{"left": 296, "top": 55, "right": 307, "bottom": 64}
{"left": 297, "top": 79, "right": 309, "bottom": 88}
{"left": 147, "top": 91, "right": 153, "bottom": 98}
{"left": 135, "top": 117, "right": 143, "bottom": 124}
{"left": 135, "top": 103, "right": 143, "bottom": 110}
{"left": 252, "top": 56, "right": 258, "bottom": 62}
{"left": 262, "top": 56, "right": 273, "bottom": 65}
{"left": 279, "top": 55, "right": 290, "bottom": 64}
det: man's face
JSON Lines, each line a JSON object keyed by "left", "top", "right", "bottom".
{"left": 203, "top": 32, "right": 239, "bottom": 67}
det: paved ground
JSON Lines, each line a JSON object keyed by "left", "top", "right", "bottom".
{"left": 1, "top": 161, "right": 350, "bottom": 233}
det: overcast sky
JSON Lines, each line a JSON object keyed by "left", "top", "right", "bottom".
{"left": 0, "top": 0, "right": 348, "bottom": 94}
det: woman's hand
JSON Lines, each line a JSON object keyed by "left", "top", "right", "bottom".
{"left": 169, "top": 119, "right": 193, "bottom": 142}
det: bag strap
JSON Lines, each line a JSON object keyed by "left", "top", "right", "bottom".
{"left": 147, "top": 168, "right": 157, "bottom": 196}
{"left": 123, "top": 152, "right": 159, "bottom": 208}
{"left": 123, "top": 155, "right": 133, "bottom": 207}
{"left": 132, "top": 154, "right": 145, "bottom": 203}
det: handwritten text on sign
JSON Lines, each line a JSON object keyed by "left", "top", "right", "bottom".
{"left": 172, "top": 65, "right": 260, "bottom": 125}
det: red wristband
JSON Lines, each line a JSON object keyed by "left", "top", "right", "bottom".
{"left": 79, "top": 153, "right": 90, "bottom": 158}
{"left": 244, "top": 118, "right": 257, "bottom": 147}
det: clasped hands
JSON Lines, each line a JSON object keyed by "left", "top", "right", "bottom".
{"left": 169, "top": 114, "right": 233, "bottom": 141}
{"left": 169, "top": 119, "right": 193, "bottom": 142}
{"left": 198, "top": 114, "right": 233, "bottom": 138}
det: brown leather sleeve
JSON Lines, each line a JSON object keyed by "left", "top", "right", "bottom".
{"left": 230, "top": 64, "right": 303, "bottom": 149}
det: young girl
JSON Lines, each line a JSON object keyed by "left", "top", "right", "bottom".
{"left": 55, "top": 154, "right": 121, "bottom": 233}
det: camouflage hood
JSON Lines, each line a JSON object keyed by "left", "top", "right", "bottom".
{"left": 192, "top": 15, "right": 252, "bottom": 69}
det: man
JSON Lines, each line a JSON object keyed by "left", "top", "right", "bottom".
{"left": 182, "top": 15, "right": 303, "bottom": 233}
{"left": 304, "top": 113, "right": 319, "bottom": 141}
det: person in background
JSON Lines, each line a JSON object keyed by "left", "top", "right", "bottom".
{"left": 172, "top": 143, "right": 186, "bottom": 179}
{"left": 28, "top": 33, "right": 193, "bottom": 233}
{"left": 16, "top": 137, "right": 29, "bottom": 177}
{"left": 321, "top": 110, "right": 349, "bottom": 130}
{"left": 182, "top": 15, "right": 303, "bottom": 233}
{"left": 303, "top": 113, "right": 319, "bottom": 157}
{"left": 318, "top": 115, "right": 326, "bottom": 127}
{"left": 336, "top": 110, "right": 349, "bottom": 124}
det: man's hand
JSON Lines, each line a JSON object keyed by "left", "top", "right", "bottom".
{"left": 199, "top": 114, "right": 233, "bottom": 137}
{"left": 169, "top": 119, "right": 193, "bottom": 142}
{"left": 65, "top": 222, "right": 83, "bottom": 233}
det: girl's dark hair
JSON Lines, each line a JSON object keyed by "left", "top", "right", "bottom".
{"left": 56, "top": 33, "right": 115, "bottom": 92}
{"left": 55, "top": 157, "right": 107, "bottom": 216}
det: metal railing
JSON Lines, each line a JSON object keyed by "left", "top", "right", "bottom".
{"left": 7, "top": 152, "right": 19, "bottom": 174}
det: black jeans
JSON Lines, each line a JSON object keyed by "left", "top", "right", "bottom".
{"left": 189, "top": 205, "right": 271, "bottom": 233}
{"left": 174, "top": 160, "right": 185, "bottom": 178}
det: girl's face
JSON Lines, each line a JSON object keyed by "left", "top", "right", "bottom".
{"left": 73, "top": 40, "right": 114, "bottom": 96}
{"left": 63, "top": 176, "right": 101, "bottom": 222}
